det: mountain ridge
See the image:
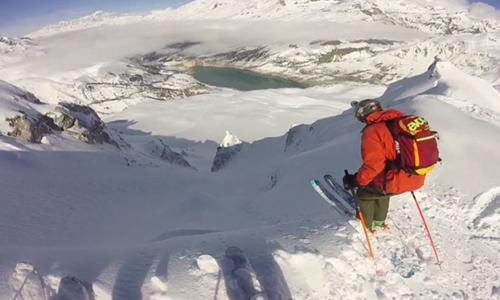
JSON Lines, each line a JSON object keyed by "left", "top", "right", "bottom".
{"left": 26, "top": 0, "right": 500, "bottom": 38}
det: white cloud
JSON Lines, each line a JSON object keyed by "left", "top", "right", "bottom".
{"left": 0, "top": 19, "right": 428, "bottom": 81}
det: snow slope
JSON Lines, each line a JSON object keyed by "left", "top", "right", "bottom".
{"left": 1, "top": 60, "right": 500, "bottom": 300}
{"left": 382, "top": 59, "right": 500, "bottom": 114}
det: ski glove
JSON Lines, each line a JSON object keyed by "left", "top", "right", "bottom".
{"left": 342, "top": 172, "right": 359, "bottom": 189}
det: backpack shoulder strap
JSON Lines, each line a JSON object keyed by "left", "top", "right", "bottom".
{"left": 381, "top": 118, "right": 404, "bottom": 192}
{"left": 384, "top": 117, "right": 405, "bottom": 171}
{"left": 385, "top": 118, "right": 397, "bottom": 139}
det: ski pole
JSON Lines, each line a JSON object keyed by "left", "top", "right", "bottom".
{"left": 411, "top": 191, "right": 442, "bottom": 270}
{"left": 344, "top": 170, "right": 379, "bottom": 273}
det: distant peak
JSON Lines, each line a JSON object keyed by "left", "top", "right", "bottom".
{"left": 220, "top": 131, "right": 242, "bottom": 147}
{"left": 87, "top": 10, "right": 113, "bottom": 19}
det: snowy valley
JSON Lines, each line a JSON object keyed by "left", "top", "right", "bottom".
{"left": 1, "top": 0, "right": 500, "bottom": 299}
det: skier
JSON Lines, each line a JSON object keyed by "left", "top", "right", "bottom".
{"left": 342, "top": 99, "right": 439, "bottom": 233}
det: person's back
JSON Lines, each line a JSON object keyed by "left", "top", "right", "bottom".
{"left": 358, "top": 108, "right": 425, "bottom": 195}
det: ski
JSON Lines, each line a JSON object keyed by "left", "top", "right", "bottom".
{"left": 323, "top": 175, "right": 356, "bottom": 207}
{"left": 11, "top": 262, "right": 48, "bottom": 300}
{"left": 217, "top": 246, "right": 269, "bottom": 300}
{"left": 310, "top": 179, "right": 355, "bottom": 217}
{"left": 10, "top": 262, "right": 94, "bottom": 300}
{"left": 57, "top": 276, "right": 92, "bottom": 300}
{"left": 323, "top": 175, "right": 357, "bottom": 214}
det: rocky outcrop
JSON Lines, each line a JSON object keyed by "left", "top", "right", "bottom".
{"left": 143, "top": 139, "right": 194, "bottom": 169}
{"left": 211, "top": 131, "right": 243, "bottom": 172}
{"left": 0, "top": 37, "right": 16, "bottom": 46}
{"left": 284, "top": 124, "right": 313, "bottom": 151}
{"left": 6, "top": 114, "right": 53, "bottom": 143}
{"left": 166, "top": 41, "right": 201, "bottom": 50}
{"left": 0, "top": 36, "right": 34, "bottom": 47}
{"left": 6, "top": 103, "right": 125, "bottom": 148}
{"left": 48, "top": 102, "right": 120, "bottom": 148}
{"left": 1, "top": 79, "right": 56, "bottom": 143}
{"left": 0, "top": 80, "right": 127, "bottom": 148}
{"left": 211, "top": 144, "right": 242, "bottom": 172}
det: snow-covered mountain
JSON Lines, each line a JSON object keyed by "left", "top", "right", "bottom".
{"left": 26, "top": 11, "right": 139, "bottom": 39}
{"left": 29, "top": 0, "right": 500, "bottom": 37}
{"left": 153, "top": 0, "right": 500, "bottom": 34}
{"left": 0, "top": 36, "right": 39, "bottom": 67}
{"left": 0, "top": 0, "right": 499, "bottom": 115}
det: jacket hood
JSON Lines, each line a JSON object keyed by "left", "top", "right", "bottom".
{"left": 365, "top": 108, "right": 406, "bottom": 125}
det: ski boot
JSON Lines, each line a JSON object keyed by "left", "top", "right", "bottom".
{"left": 369, "top": 221, "right": 389, "bottom": 235}
{"left": 374, "top": 220, "right": 389, "bottom": 231}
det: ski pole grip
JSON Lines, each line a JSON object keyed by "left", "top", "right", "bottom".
{"left": 343, "top": 169, "right": 355, "bottom": 196}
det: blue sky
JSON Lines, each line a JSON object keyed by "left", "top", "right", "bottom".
{"left": 0, "top": 0, "right": 191, "bottom": 36}
{"left": 480, "top": 0, "right": 500, "bottom": 6}
{"left": 1, "top": 0, "right": 500, "bottom": 37}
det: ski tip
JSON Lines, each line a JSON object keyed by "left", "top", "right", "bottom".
{"left": 403, "top": 270, "right": 415, "bottom": 278}
{"left": 311, "top": 179, "right": 318, "bottom": 185}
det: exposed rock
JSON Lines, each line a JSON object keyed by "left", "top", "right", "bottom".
{"left": 0, "top": 36, "right": 34, "bottom": 47}
{"left": 211, "top": 131, "right": 243, "bottom": 172}
{"left": 137, "top": 51, "right": 166, "bottom": 62}
{"left": 210, "top": 47, "right": 271, "bottom": 63}
{"left": 20, "top": 92, "right": 42, "bottom": 104}
{"left": 6, "top": 114, "right": 52, "bottom": 143}
{"left": 270, "top": 172, "right": 278, "bottom": 189}
{"left": 284, "top": 124, "right": 313, "bottom": 151}
{"left": 165, "top": 41, "right": 201, "bottom": 50}
{"left": 492, "top": 286, "right": 500, "bottom": 297}
{"left": 211, "top": 144, "right": 242, "bottom": 172}
{"left": 0, "top": 80, "right": 127, "bottom": 148}
{"left": 310, "top": 40, "right": 342, "bottom": 46}
{"left": 351, "top": 39, "right": 397, "bottom": 45}
{"left": 40, "top": 114, "right": 61, "bottom": 131}
{"left": 129, "top": 74, "right": 143, "bottom": 82}
{"left": 144, "top": 139, "right": 194, "bottom": 169}
{"left": 49, "top": 102, "right": 120, "bottom": 148}
{"left": 318, "top": 47, "right": 372, "bottom": 63}
{"left": 0, "top": 37, "right": 16, "bottom": 46}
{"left": 1, "top": 79, "right": 54, "bottom": 143}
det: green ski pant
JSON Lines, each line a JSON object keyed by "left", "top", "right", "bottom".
{"left": 355, "top": 185, "right": 390, "bottom": 230}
